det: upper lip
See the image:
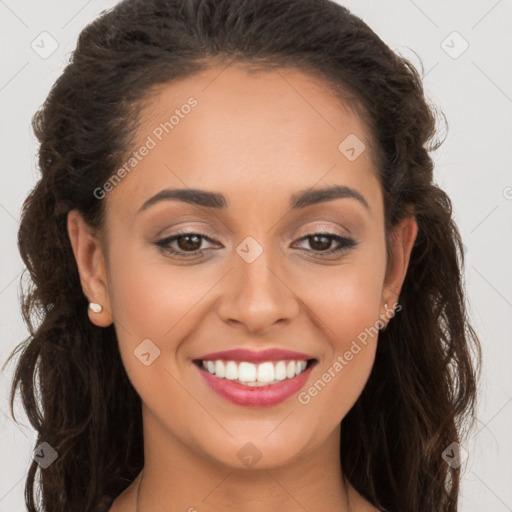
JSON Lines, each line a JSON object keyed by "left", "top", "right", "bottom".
{"left": 194, "top": 348, "right": 316, "bottom": 363}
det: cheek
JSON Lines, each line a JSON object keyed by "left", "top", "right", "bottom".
{"left": 105, "top": 244, "right": 234, "bottom": 398}
{"left": 300, "top": 249, "right": 386, "bottom": 345}
{"left": 106, "top": 252, "right": 217, "bottom": 411}
{"left": 108, "top": 245, "right": 215, "bottom": 338}
{"left": 291, "top": 248, "right": 385, "bottom": 420}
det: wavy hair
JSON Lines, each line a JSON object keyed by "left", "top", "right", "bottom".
{"left": 3, "top": 0, "right": 481, "bottom": 511}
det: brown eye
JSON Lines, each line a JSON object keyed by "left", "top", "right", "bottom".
{"left": 155, "top": 231, "right": 219, "bottom": 257}
{"left": 294, "top": 232, "right": 357, "bottom": 256}
{"left": 176, "top": 234, "right": 202, "bottom": 251}
{"left": 308, "top": 234, "right": 333, "bottom": 251}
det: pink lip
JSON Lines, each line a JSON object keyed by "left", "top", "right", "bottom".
{"left": 196, "top": 362, "right": 316, "bottom": 407}
{"left": 195, "top": 348, "right": 315, "bottom": 363}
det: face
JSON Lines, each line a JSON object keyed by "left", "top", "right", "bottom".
{"left": 69, "top": 64, "right": 417, "bottom": 471}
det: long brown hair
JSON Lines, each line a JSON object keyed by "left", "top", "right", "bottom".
{"left": 3, "top": 1, "right": 481, "bottom": 511}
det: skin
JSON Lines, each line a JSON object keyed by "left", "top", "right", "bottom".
{"left": 68, "top": 63, "right": 417, "bottom": 512}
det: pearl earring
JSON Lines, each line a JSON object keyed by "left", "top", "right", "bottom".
{"left": 88, "top": 302, "right": 103, "bottom": 313}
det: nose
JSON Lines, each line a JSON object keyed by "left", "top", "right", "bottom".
{"left": 216, "top": 244, "right": 299, "bottom": 334}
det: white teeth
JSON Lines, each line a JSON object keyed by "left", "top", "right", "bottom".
{"left": 225, "top": 361, "right": 238, "bottom": 380}
{"left": 257, "top": 361, "right": 275, "bottom": 383}
{"left": 238, "top": 362, "right": 257, "bottom": 382}
{"left": 286, "top": 361, "right": 296, "bottom": 378}
{"left": 295, "top": 360, "right": 307, "bottom": 376}
{"left": 215, "top": 360, "right": 225, "bottom": 378}
{"left": 275, "top": 361, "right": 287, "bottom": 381}
{"left": 199, "top": 358, "right": 311, "bottom": 385}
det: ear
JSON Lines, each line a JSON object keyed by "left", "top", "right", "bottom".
{"left": 380, "top": 216, "right": 418, "bottom": 321}
{"left": 67, "top": 209, "right": 113, "bottom": 327}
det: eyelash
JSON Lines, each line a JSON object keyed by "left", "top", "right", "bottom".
{"left": 155, "top": 230, "right": 357, "bottom": 258}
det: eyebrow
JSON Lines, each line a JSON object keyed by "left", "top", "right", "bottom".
{"left": 290, "top": 185, "right": 369, "bottom": 211}
{"left": 137, "top": 185, "right": 369, "bottom": 213}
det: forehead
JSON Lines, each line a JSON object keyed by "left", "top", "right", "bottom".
{"left": 106, "top": 64, "right": 379, "bottom": 216}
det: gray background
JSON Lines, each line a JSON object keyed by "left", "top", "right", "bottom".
{"left": 1, "top": 1, "right": 511, "bottom": 510}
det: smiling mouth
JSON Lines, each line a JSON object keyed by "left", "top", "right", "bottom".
{"left": 193, "top": 358, "right": 317, "bottom": 387}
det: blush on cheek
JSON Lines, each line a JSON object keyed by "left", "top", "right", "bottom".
{"left": 305, "top": 277, "right": 382, "bottom": 342}
{"left": 109, "top": 258, "right": 201, "bottom": 338}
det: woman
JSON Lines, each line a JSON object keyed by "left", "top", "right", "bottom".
{"left": 5, "top": 0, "right": 481, "bottom": 511}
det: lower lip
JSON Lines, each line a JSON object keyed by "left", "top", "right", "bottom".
{"left": 196, "top": 363, "right": 315, "bottom": 407}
